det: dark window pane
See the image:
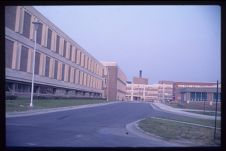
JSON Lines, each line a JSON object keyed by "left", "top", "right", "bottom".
{"left": 36, "top": 23, "right": 43, "bottom": 45}
{"left": 63, "top": 40, "right": 66, "bottom": 57}
{"left": 34, "top": 52, "right": 40, "bottom": 75}
{"left": 62, "top": 64, "right": 65, "bottom": 81}
{"left": 69, "top": 45, "right": 72, "bottom": 60}
{"left": 54, "top": 60, "right": 58, "bottom": 79}
{"left": 68, "top": 67, "right": 71, "bottom": 82}
{"left": 22, "top": 11, "right": 31, "bottom": 38}
{"left": 74, "top": 48, "right": 77, "bottom": 63}
{"left": 56, "top": 35, "right": 60, "bottom": 54}
{"left": 45, "top": 56, "right": 50, "bottom": 77}
{"left": 5, "top": 39, "right": 14, "bottom": 68}
{"left": 20, "top": 46, "right": 29, "bottom": 72}
{"left": 47, "top": 29, "right": 52, "bottom": 49}
{"left": 5, "top": 6, "right": 17, "bottom": 30}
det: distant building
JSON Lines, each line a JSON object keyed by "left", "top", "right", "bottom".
{"left": 132, "top": 70, "right": 148, "bottom": 85}
{"left": 101, "top": 61, "right": 127, "bottom": 101}
{"left": 126, "top": 71, "right": 158, "bottom": 101}
{"left": 173, "top": 81, "right": 221, "bottom": 104}
{"left": 158, "top": 81, "right": 174, "bottom": 102}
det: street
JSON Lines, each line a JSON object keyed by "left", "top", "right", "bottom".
{"left": 6, "top": 102, "right": 186, "bottom": 147}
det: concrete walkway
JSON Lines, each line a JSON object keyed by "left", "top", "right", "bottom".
{"left": 6, "top": 101, "right": 120, "bottom": 118}
{"left": 151, "top": 102, "right": 221, "bottom": 120}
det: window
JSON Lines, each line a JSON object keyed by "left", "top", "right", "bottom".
{"left": 54, "top": 60, "right": 58, "bottom": 79}
{"left": 56, "top": 35, "right": 60, "bottom": 54}
{"left": 69, "top": 45, "right": 72, "bottom": 60}
{"left": 36, "top": 23, "right": 43, "bottom": 45}
{"left": 5, "top": 6, "right": 17, "bottom": 31}
{"left": 20, "top": 46, "right": 29, "bottom": 72}
{"left": 5, "top": 39, "right": 14, "bottom": 68}
{"left": 47, "top": 28, "right": 52, "bottom": 49}
{"left": 214, "top": 93, "right": 221, "bottom": 102}
{"left": 63, "top": 40, "right": 67, "bottom": 57}
{"left": 62, "top": 64, "right": 65, "bottom": 81}
{"left": 45, "top": 56, "right": 50, "bottom": 77}
{"left": 74, "top": 48, "right": 77, "bottom": 63}
{"left": 22, "top": 11, "right": 31, "bottom": 38}
{"left": 34, "top": 52, "right": 40, "bottom": 75}
{"left": 201, "top": 92, "right": 207, "bottom": 101}
{"left": 196, "top": 92, "right": 201, "bottom": 101}
{"left": 68, "top": 66, "right": 71, "bottom": 82}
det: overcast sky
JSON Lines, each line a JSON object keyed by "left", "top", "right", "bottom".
{"left": 34, "top": 5, "right": 221, "bottom": 84}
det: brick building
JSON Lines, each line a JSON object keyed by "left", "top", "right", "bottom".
{"left": 173, "top": 81, "right": 221, "bottom": 104}
{"left": 101, "top": 62, "right": 127, "bottom": 101}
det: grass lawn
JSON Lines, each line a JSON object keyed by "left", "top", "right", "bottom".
{"left": 185, "top": 110, "right": 221, "bottom": 116}
{"left": 157, "top": 114, "right": 221, "bottom": 128}
{"left": 139, "top": 117, "right": 221, "bottom": 146}
{"left": 165, "top": 102, "right": 221, "bottom": 111}
{"left": 5, "top": 98, "right": 107, "bottom": 112}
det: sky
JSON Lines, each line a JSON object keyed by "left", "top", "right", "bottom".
{"left": 34, "top": 5, "right": 221, "bottom": 84}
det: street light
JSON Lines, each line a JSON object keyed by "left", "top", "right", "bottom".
{"left": 30, "top": 21, "right": 41, "bottom": 107}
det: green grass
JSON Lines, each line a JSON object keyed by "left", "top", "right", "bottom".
{"left": 157, "top": 114, "right": 221, "bottom": 128}
{"left": 5, "top": 99, "right": 107, "bottom": 112}
{"left": 165, "top": 102, "right": 221, "bottom": 111}
{"left": 185, "top": 110, "right": 221, "bottom": 116}
{"left": 139, "top": 117, "right": 221, "bottom": 146}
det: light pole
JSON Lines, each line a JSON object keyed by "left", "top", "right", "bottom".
{"left": 30, "top": 21, "right": 41, "bottom": 107}
{"left": 214, "top": 80, "right": 219, "bottom": 140}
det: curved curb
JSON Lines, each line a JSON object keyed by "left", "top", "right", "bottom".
{"left": 125, "top": 118, "right": 184, "bottom": 147}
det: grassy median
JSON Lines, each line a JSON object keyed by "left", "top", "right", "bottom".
{"left": 185, "top": 110, "right": 221, "bottom": 116}
{"left": 139, "top": 117, "right": 221, "bottom": 146}
{"left": 5, "top": 99, "right": 107, "bottom": 112}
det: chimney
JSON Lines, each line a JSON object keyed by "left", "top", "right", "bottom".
{"left": 139, "top": 70, "right": 142, "bottom": 78}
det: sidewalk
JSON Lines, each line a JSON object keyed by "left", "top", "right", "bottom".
{"left": 152, "top": 102, "right": 221, "bottom": 120}
{"left": 6, "top": 101, "right": 119, "bottom": 118}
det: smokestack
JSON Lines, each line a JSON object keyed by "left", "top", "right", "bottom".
{"left": 139, "top": 70, "right": 142, "bottom": 78}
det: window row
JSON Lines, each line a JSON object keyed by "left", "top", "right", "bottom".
{"left": 5, "top": 6, "right": 103, "bottom": 77}
{"left": 5, "top": 39, "right": 103, "bottom": 90}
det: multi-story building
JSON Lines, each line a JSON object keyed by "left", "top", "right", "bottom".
{"left": 5, "top": 6, "right": 105, "bottom": 99}
{"left": 126, "top": 71, "right": 159, "bottom": 102}
{"left": 126, "top": 83, "right": 159, "bottom": 101}
{"left": 173, "top": 81, "right": 221, "bottom": 104}
{"left": 101, "top": 61, "right": 127, "bottom": 101}
{"left": 158, "top": 80, "right": 174, "bottom": 102}
{"left": 132, "top": 70, "right": 148, "bottom": 85}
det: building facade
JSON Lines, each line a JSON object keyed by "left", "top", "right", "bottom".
{"left": 101, "top": 62, "right": 127, "bottom": 101}
{"left": 5, "top": 6, "right": 105, "bottom": 99}
{"left": 173, "top": 81, "right": 221, "bottom": 104}
{"left": 126, "top": 71, "right": 159, "bottom": 101}
{"left": 126, "top": 83, "right": 159, "bottom": 101}
{"left": 158, "top": 81, "right": 174, "bottom": 102}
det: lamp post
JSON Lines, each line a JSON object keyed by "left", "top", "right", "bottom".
{"left": 214, "top": 80, "right": 219, "bottom": 140}
{"left": 30, "top": 21, "right": 41, "bottom": 107}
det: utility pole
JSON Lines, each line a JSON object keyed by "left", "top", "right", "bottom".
{"left": 214, "top": 80, "right": 218, "bottom": 140}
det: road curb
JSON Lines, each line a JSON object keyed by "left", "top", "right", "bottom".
{"left": 125, "top": 119, "right": 184, "bottom": 147}
{"left": 6, "top": 101, "right": 120, "bottom": 118}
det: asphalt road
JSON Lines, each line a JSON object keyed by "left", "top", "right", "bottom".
{"left": 6, "top": 101, "right": 187, "bottom": 147}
